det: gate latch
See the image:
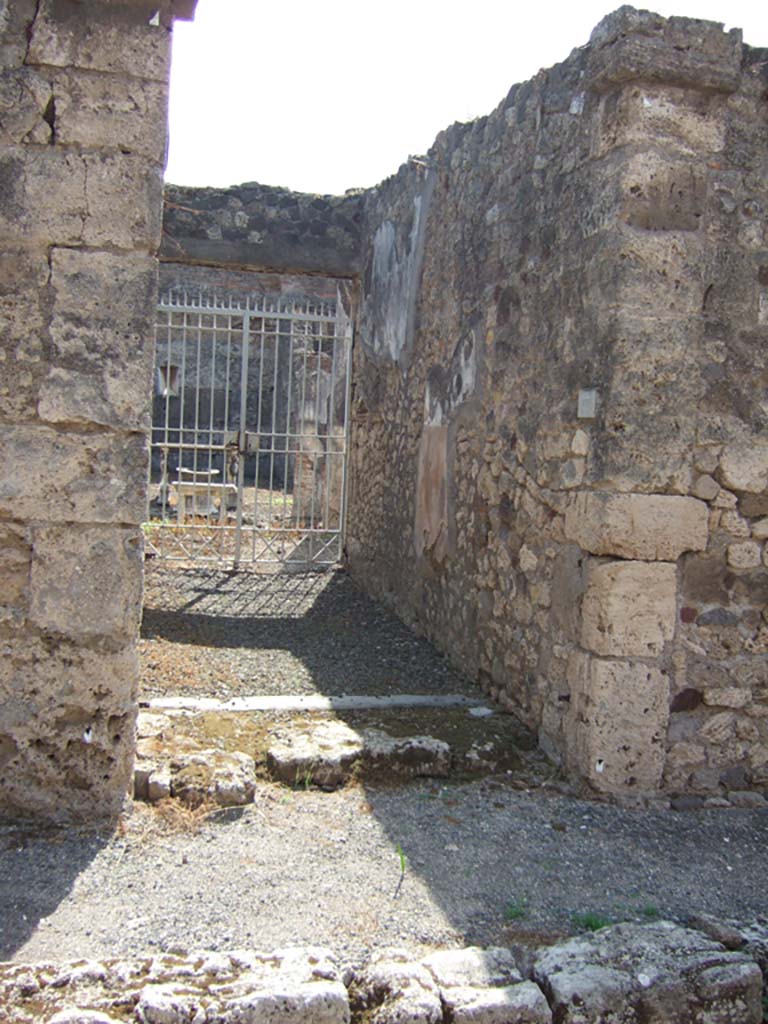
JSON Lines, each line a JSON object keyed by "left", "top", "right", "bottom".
{"left": 243, "top": 432, "right": 260, "bottom": 455}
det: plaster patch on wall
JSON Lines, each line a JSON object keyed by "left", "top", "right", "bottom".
{"left": 424, "top": 331, "right": 478, "bottom": 427}
{"left": 360, "top": 167, "right": 436, "bottom": 369}
{"left": 414, "top": 424, "right": 448, "bottom": 563}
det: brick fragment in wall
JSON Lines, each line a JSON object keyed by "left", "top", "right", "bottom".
{"left": 581, "top": 561, "right": 677, "bottom": 658}
{"left": 565, "top": 651, "right": 669, "bottom": 793}
{"left": 564, "top": 492, "right": 708, "bottom": 561}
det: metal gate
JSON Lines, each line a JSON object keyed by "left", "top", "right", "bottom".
{"left": 144, "top": 287, "right": 353, "bottom": 569}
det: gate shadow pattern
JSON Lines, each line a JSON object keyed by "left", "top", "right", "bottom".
{"left": 140, "top": 566, "right": 479, "bottom": 700}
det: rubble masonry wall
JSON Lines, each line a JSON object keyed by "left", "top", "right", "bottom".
{"left": 346, "top": 9, "right": 768, "bottom": 800}
{"left": 0, "top": 0, "right": 186, "bottom": 819}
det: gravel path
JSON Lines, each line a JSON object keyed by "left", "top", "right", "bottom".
{"left": 140, "top": 566, "right": 478, "bottom": 701}
{"left": 1, "top": 564, "right": 766, "bottom": 968}
{"left": 1, "top": 780, "right": 767, "bottom": 966}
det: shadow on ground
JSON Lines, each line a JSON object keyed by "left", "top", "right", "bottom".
{"left": 0, "top": 824, "right": 109, "bottom": 960}
{"left": 139, "top": 565, "right": 479, "bottom": 699}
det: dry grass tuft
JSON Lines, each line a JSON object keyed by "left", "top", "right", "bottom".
{"left": 153, "top": 796, "right": 218, "bottom": 833}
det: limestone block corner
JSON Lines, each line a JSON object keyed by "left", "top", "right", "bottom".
{"left": 564, "top": 492, "right": 708, "bottom": 562}
{"left": 580, "top": 560, "right": 677, "bottom": 658}
{"left": 565, "top": 651, "right": 670, "bottom": 794}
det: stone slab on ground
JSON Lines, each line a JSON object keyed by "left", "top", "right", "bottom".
{"left": 532, "top": 920, "right": 763, "bottom": 1023}
{"left": 266, "top": 722, "right": 452, "bottom": 788}
{"left": 133, "top": 704, "right": 547, "bottom": 803}
{"left": 267, "top": 720, "right": 364, "bottom": 789}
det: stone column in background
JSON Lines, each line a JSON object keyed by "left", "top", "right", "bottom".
{"left": 0, "top": 0, "right": 196, "bottom": 820}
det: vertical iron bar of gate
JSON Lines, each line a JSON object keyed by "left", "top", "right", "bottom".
{"left": 323, "top": 317, "right": 336, "bottom": 537}
{"left": 233, "top": 307, "right": 251, "bottom": 568}
{"left": 339, "top": 317, "right": 354, "bottom": 561}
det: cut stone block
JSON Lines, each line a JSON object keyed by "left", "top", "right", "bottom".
{"left": 0, "top": 425, "right": 149, "bottom": 524}
{"left": 52, "top": 69, "right": 168, "bottom": 163}
{"left": 0, "top": 246, "right": 51, "bottom": 424}
{"left": 81, "top": 152, "right": 163, "bottom": 251}
{"left": 533, "top": 921, "right": 762, "bottom": 1023}
{"left": 0, "top": 0, "right": 39, "bottom": 68}
{"left": 42, "top": 247, "right": 157, "bottom": 430}
{"left": 0, "top": 638, "right": 138, "bottom": 821}
{"left": 0, "top": 147, "right": 87, "bottom": 246}
{"left": 565, "top": 652, "right": 669, "bottom": 793}
{"left": 564, "top": 492, "right": 708, "bottom": 561}
{"left": 266, "top": 722, "right": 453, "bottom": 788}
{"left": 581, "top": 561, "right": 676, "bottom": 657}
{"left": 0, "top": 67, "right": 53, "bottom": 144}
{"left": 222, "top": 981, "right": 350, "bottom": 1024}
{"left": 587, "top": 8, "right": 742, "bottom": 94}
{"left": 29, "top": 525, "right": 144, "bottom": 642}
{"left": 28, "top": 1, "right": 172, "bottom": 82}
{"left": 357, "top": 953, "right": 442, "bottom": 1024}
{"left": 594, "top": 84, "right": 727, "bottom": 159}
{"left": 0, "top": 147, "right": 161, "bottom": 250}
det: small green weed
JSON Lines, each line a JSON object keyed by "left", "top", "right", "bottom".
{"left": 295, "top": 762, "right": 316, "bottom": 790}
{"left": 571, "top": 911, "right": 613, "bottom": 932}
{"left": 640, "top": 904, "right": 660, "bottom": 920}
{"left": 504, "top": 899, "right": 529, "bottom": 922}
{"left": 394, "top": 843, "right": 407, "bottom": 898}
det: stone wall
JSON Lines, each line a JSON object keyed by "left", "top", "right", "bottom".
{"left": 346, "top": 9, "right": 768, "bottom": 802}
{"left": 0, "top": 0, "right": 193, "bottom": 820}
{"left": 162, "top": 182, "right": 363, "bottom": 277}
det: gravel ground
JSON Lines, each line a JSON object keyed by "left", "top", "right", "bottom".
{"left": 2, "top": 564, "right": 766, "bottom": 968}
{"left": 140, "top": 565, "right": 478, "bottom": 700}
{"left": 1, "top": 780, "right": 767, "bottom": 966}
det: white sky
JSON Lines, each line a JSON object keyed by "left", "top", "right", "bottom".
{"left": 166, "top": 0, "right": 767, "bottom": 196}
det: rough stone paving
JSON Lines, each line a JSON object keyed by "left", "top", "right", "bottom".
{"left": 0, "top": 924, "right": 765, "bottom": 1023}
